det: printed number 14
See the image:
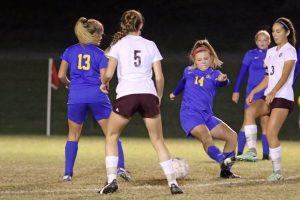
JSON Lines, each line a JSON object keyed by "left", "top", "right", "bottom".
{"left": 194, "top": 76, "right": 204, "bottom": 86}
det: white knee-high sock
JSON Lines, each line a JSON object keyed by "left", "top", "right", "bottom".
{"left": 244, "top": 125, "right": 257, "bottom": 153}
{"left": 160, "top": 159, "right": 178, "bottom": 187}
{"left": 269, "top": 146, "right": 282, "bottom": 174}
{"left": 105, "top": 156, "right": 118, "bottom": 183}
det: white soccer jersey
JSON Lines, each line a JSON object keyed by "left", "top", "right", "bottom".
{"left": 107, "top": 35, "right": 163, "bottom": 99}
{"left": 264, "top": 42, "right": 297, "bottom": 101}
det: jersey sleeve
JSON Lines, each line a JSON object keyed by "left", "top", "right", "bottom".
{"left": 106, "top": 43, "right": 119, "bottom": 60}
{"left": 98, "top": 53, "right": 108, "bottom": 70}
{"left": 60, "top": 48, "right": 70, "bottom": 64}
{"left": 214, "top": 70, "right": 229, "bottom": 87}
{"left": 283, "top": 47, "right": 297, "bottom": 62}
{"left": 233, "top": 51, "right": 251, "bottom": 92}
{"left": 172, "top": 68, "right": 187, "bottom": 96}
{"left": 151, "top": 42, "right": 163, "bottom": 63}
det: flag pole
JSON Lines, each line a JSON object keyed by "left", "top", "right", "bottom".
{"left": 46, "top": 58, "right": 53, "bottom": 136}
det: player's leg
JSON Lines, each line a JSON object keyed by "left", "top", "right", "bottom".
{"left": 266, "top": 108, "right": 289, "bottom": 181}
{"left": 260, "top": 115, "right": 270, "bottom": 160}
{"left": 91, "top": 101, "right": 130, "bottom": 181}
{"left": 209, "top": 119, "right": 240, "bottom": 178}
{"left": 63, "top": 103, "right": 86, "bottom": 181}
{"left": 238, "top": 99, "right": 269, "bottom": 161}
{"left": 99, "top": 112, "right": 130, "bottom": 194}
{"left": 144, "top": 115, "right": 183, "bottom": 194}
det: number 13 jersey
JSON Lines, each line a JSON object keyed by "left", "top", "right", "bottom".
{"left": 107, "top": 35, "right": 163, "bottom": 99}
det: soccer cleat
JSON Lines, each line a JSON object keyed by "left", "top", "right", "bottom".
{"left": 117, "top": 167, "right": 131, "bottom": 181}
{"left": 220, "top": 169, "right": 241, "bottom": 179}
{"left": 236, "top": 151, "right": 258, "bottom": 162}
{"left": 262, "top": 154, "right": 270, "bottom": 160}
{"left": 267, "top": 173, "right": 284, "bottom": 182}
{"left": 98, "top": 179, "right": 118, "bottom": 194}
{"left": 63, "top": 175, "right": 72, "bottom": 182}
{"left": 220, "top": 156, "right": 236, "bottom": 170}
{"left": 170, "top": 184, "right": 184, "bottom": 195}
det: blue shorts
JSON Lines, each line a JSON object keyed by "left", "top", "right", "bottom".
{"left": 67, "top": 101, "right": 112, "bottom": 124}
{"left": 180, "top": 108, "right": 222, "bottom": 137}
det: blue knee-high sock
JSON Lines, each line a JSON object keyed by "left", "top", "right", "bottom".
{"left": 117, "top": 138, "right": 125, "bottom": 169}
{"left": 261, "top": 134, "right": 269, "bottom": 156}
{"left": 237, "top": 131, "right": 246, "bottom": 155}
{"left": 64, "top": 141, "right": 78, "bottom": 176}
{"left": 207, "top": 146, "right": 225, "bottom": 164}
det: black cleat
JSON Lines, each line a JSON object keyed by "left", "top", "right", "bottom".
{"left": 220, "top": 156, "right": 236, "bottom": 171}
{"left": 262, "top": 154, "right": 270, "bottom": 160}
{"left": 98, "top": 179, "right": 118, "bottom": 194}
{"left": 220, "top": 169, "right": 241, "bottom": 179}
{"left": 170, "top": 184, "right": 184, "bottom": 195}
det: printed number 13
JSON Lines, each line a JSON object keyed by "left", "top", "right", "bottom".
{"left": 78, "top": 54, "right": 91, "bottom": 70}
{"left": 194, "top": 76, "right": 204, "bottom": 86}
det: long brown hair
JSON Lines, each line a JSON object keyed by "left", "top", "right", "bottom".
{"left": 274, "top": 17, "right": 296, "bottom": 47}
{"left": 109, "top": 10, "right": 144, "bottom": 48}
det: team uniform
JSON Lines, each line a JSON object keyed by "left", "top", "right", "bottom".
{"left": 172, "top": 67, "right": 228, "bottom": 137}
{"left": 234, "top": 48, "right": 267, "bottom": 109}
{"left": 264, "top": 42, "right": 297, "bottom": 110}
{"left": 107, "top": 35, "right": 163, "bottom": 117}
{"left": 60, "top": 43, "right": 127, "bottom": 180}
{"left": 61, "top": 43, "right": 111, "bottom": 122}
{"left": 233, "top": 48, "right": 269, "bottom": 157}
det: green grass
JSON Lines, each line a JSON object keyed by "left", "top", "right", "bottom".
{"left": 1, "top": 135, "right": 300, "bottom": 199}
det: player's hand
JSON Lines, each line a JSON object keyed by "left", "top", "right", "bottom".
{"left": 246, "top": 91, "right": 255, "bottom": 105}
{"left": 100, "top": 83, "right": 109, "bottom": 94}
{"left": 169, "top": 93, "right": 176, "bottom": 101}
{"left": 232, "top": 92, "right": 239, "bottom": 104}
{"left": 217, "top": 74, "right": 228, "bottom": 82}
{"left": 265, "top": 91, "right": 276, "bottom": 105}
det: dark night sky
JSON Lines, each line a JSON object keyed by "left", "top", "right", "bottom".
{"left": 2, "top": 0, "right": 300, "bottom": 52}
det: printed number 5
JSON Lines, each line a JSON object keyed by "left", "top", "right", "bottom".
{"left": 134, "top": 50, "right": 141, "bottom": 67}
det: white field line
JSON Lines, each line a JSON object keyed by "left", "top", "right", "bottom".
{"left": 1, "top": 174, "right": 300, "bottom": 195}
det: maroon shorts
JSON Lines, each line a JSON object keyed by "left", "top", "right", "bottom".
{"left": 112, "top": 94, "right": 160, "bottom": 118}
{"left": 262, "top": 96, "right": 294, "bottom": 114}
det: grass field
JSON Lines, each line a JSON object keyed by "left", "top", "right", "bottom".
{"left": 1, "top": 135, "right": 300, "bottom": 199}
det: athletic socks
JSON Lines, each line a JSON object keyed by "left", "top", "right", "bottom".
{"left": 270, "top": 146, "right": 282, "bottom": 174}
{"left": 237, "top": 131, "right": 246, "bottom": 155}
{"left": 244, "top": 125, "right": 257, "bottom": 154}
{"left": 261, "top": 134, "right": 269, "bottom": 156}
{"left": 106, "top": 156, "right": 118, "bottom": 183}
{"left": 117, "top": 138, "right": 125, "bottom": 169}
{"left": 160, "top": 159, "right": 178, "bottom": 187}
{"left": 207, "top": 145, "right": 226, "bottom": 164}
{"left": 64, "top": 141, "right": 78, "bottom": 177}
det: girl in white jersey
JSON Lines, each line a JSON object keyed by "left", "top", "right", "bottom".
{"left": 98, "top": 10, "right": 183, "bottom": 195}
{"left": 243, "top": 17, "right": 297, "bottom": 181}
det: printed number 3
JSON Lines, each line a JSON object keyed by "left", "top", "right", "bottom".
{"left": 134, "top": 50, "right": 141, "bottom": 67}
{"left": 78, "top": 54, "right": 91, "bottom": 70}
{"left": 270, "top": 66, "right": 274, "bottom": 75}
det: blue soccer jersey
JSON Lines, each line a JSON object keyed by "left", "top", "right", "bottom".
{"left": 60, "top": 44, "right": 109, "bottom": 104}
{"left": 233, "top": 48, "right": 267, "bottom": 105}
{"left": 173, "top": 66, "right": 229, "bottom": 114}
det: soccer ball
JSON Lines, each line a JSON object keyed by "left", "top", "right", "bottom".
{"left": 172, "top": 157, "right": 189, "bottom": 179}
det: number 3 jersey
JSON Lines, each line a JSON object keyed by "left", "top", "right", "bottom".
{"left": 107, "top": 35, "right": 163, "bottom": 99}
{"left": 60, "top": 44, "right": 109, "bottom": 104}
{"left": 264, "top": 42, "right": 297, "bottom": 101}
{"left": 172, "top": 67, "right": 229, "bottom": 114}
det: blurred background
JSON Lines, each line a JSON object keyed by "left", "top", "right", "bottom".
{"left": 1, "top": 0, "right": 299, "bottom": 139}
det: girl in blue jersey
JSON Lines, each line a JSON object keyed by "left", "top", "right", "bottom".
{"left": 170, "top": 39, "right": 240, "bottom": 178}
{"left": 58, "top": 17, "right": 129, "bottom": 182}
{"left": 232, "top": 30, "right": 271, "bottom": 161}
